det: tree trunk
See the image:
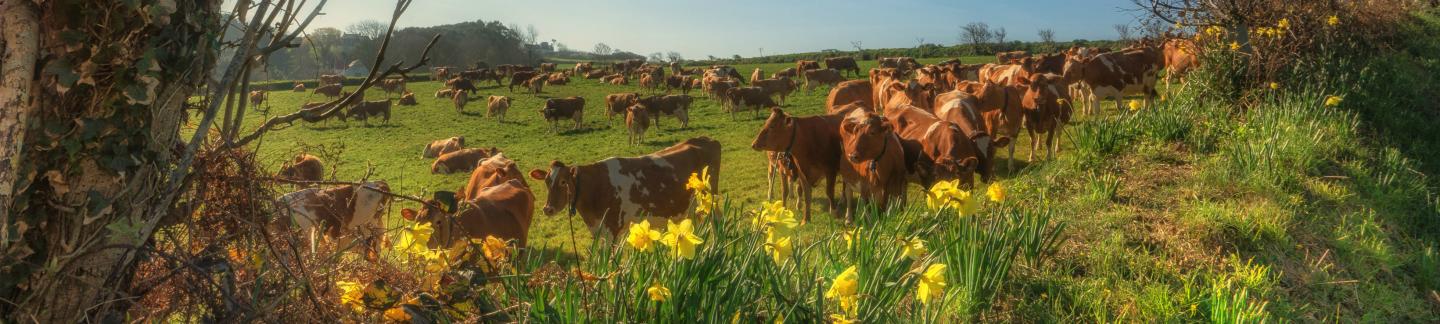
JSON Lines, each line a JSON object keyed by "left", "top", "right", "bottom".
{"left": 0, "top": 1, "right": 220, "bottom": 321}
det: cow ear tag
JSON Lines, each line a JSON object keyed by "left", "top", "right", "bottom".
{"left": 433, "top": 191, "right": 459, "bottom": 213}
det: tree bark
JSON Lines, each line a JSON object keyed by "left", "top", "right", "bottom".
{"left": 0, "top": 0, "right": 40, "bottom": 248}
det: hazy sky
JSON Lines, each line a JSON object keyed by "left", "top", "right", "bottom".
{"left": 278, "top": 0, "right": 1142, "bottom": 58}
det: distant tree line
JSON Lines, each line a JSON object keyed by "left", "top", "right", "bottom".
{"left": 687, "top": 38, "right": 1126, "bottom": 67}
{"left": 260, "top": 19, "right": 534, "bottom": 80}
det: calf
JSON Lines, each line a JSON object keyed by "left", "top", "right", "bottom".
{"left": 344, "top": 100, "right": 391, "bottom": 124}
{"left": 626, "top": 104, "right": 650, "bottom": 145}
{"left": 529, "top": 137, "right": 722, "bottom": 236}
{"left": 432, "top": 147, "right": 496, "bottom": 174}
{"left": 275, "top": 181, "right": 391, "bottom": 260}
{"left": 541, "top": 96, "right": 585, "bottom": 132}
{"left": 826, "top": 79, "right": 874, "bottom": 114}
{"left": 724, "top": 86, "right": 777, "bottom": 119}
{"left": 423, "top": 136, "right": 464, "bottom": 159}
{"left": 751, "top": 108, "right": 846, "bottom": 220}
{"left": 837, "top": 108, "right": 908, "bottom": 214}
{"left": 402, "top": 179, "right": 534, "bottom": 248}
{"left": 753, "top": 77, "right": 797, "bottom": 106}
{"left": 605, "top": 92, "right": 641, "bottom": 124}
{"left": 1020, "top": 73, "right": 1072, "bottom": 161}
{"left": 277, "top": 154, "right": 324, "bottom": 182}
{"left": 803, "top": 68, "right": 845, "bottom": 93}
{"left": 313, "top": 84, "right": 343, "bottom": 98}
{"left": 825, "top": 57, "right": 861, "bottom": 77}
{"left": 487, "top": 95, "right": 511, "bottom": 122}
{"left": 527, "top": 75, "right": 547, "bottom": 94}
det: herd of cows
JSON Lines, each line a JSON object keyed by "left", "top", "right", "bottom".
{"left": 259, "top": 37, "right": 1200, "bottom": 259}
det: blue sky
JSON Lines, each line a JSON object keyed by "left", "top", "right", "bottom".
{"left": 292, "top": 0, "right": 1142, "bottom": 58}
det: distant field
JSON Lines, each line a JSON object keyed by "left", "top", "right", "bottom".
{"left": 232, "top": 56, "right": 1042, "bottom": 253}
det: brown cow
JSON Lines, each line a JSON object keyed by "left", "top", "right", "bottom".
{"left": 585, "top": 70, "right": 609, "bottom": 79}
{"left": 319, "top": 74, "right": 345, "bottom": 86}
{"left": 837, "top": 108, "right": 908, "bottom": 214}
{"left": 541, "top": 96, "right": 585, "bottom": 132}
{"left": 803, "top": 68, "right": 845, "bottom": 92}
{"left": 884, "top": 104, "right": 981, "bottom": 188}
{"left": 277, "top": 154, "right": 325, "bottom": 182}
{"left": 932, "top": 89, "right": 996, "bottom": 184}
{"left": 423, "top": 136, "right": 464, "bottom": 159}
{"left": 996, "top": 51, "right": 1029, "bottom": 64}
{"left": 796, "top": 60, "right": 821, "bottom": 77}
{"left": 432, "top": 147, "right": 495, "bottom": 174}
{"left": 459, "top": 153, "right": 527, "bottom": 201}
{"left": 1020, "top": 73, "right": 1072, "bottom": 161}
{"left": 539, "top": 62, "right": 557, "bottom": 73}
{"left": 398, "top": 91, "right": 418, "bottom": 106}
{"left": 826, "top": 79, "right": 874, "bottom": 114}
{"left": 509, "top": 71, "right": 538, "bottom": 92}
{"left": 487, "top": 95, "right": 511, "bottom": 122}
{"left": 452, "top": 90, "right": 469, "bottom": 113}
{"left": 379, "top": 78, "right": 407, "bottom": 96}
{"left": 447, "top": 77, "right": 479, "bottom": 94}
{"left": 528, "top": 136, "right": 722, "bottom": 236}
{"left": 1062, "top": 47, "right": 1162, "bottom": 115}
{"left": 435, "top": 88, "right": 455, "bottom": 99}
{"left": 751, "top": 108, "right": 847, "bottom": 220}
{"left": 771, "top": 67, "right": 798, "bottom": 80}
{"left": 547, "top": 72, "right": 569, "bottom": 85}
{"left": 402, "top": 179, "right": 534, "bottom": 248}
{"left": 878, "top": 57, "right": 920, "bottom": 74}
{"left": 344, "top": 100, "right": 391, "bottom": 124}
{"left": 664, "top": 75, "right": 692, "bottom": 94}
{"left": 750, "top": 68, "right": 765, "bottom": 84}
{"left": 605, "top": 92, "right": 641, "bottom": 123}
{"left": 574, "top": 62, "right": 594, "bottom": 75}
{"left": 276, "top": 181, "right": 390, "bottom": 259}
{"left": 953, "top": 80, "right": 1022, "bottom": 171}
{"left": 724, "top": 86, "right": 777, "bottom": 119}
{"left": 753, "top": 77, "right": 797, "bottom": 106}
{"left": 433, "top": 67, "right": 451, "bottom": 81}
{"left": 639, "top": 73, "right": 659, "bottom": 93}
{"left": 249, "top": 90, "right": 267, "bottom": 107}
{"left": 637, "top": 94, "right": 692, "bottom": 129}
{"left": 526, "top": 75, "right": 547, "bottom": 94}
{"left": 1162, "top": 38, "right": 1198, "bottom": 89}
{"left": 626, "top": 104, "right": 650, "bottom": 145}
{"left": 824, "top": 57, "right": 861, "bottom": 77}
{"left": 313, "top": 84, "right": 343, "bottom": 98}
{"left": 293, "top": 83, "right": 306, "bottom": 92}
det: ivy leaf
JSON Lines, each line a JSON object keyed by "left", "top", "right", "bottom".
{"left": 43, "top": 59, "right": 78, "bottom": 93}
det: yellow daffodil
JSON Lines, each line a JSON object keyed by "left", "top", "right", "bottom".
{"left": 843, "top": 227, "right": 861, "bottom": 250}
{"left": 393, "top": 221, "right": 434, "bottom": 256}
{"left": 1324, "top": 95, "right": 1343, "bottom": 107}
{"left": 774, "top": 313, "right": 785, "bottom": 324}
{"left": 901, "top": 237, "right": 927, "bottom": 260}
{"left": 686, "top": 166, "right": 712, "bottom": 193}
{"left": 1229, "top": 41, "right": 1241, "bottom": 51}
{"left": 337, "top": 280, "right": 366, "bottom": 313}
{"left": 917, "top": 263, "right": 947, "bottom": 306}
{"left": 987, "top": 182, "right": 1006, "bottom": 202}
{"left": 1204, "top": 26, "right": 1224, "bottom": 37}
{"left": 361, "top": 280, "right": 398, "bottom": 309}
{"left": 695, "top": 191, "right": 715, "bottom": 216}
{"left": 647, "top": 281, "right": 672, "bottom": 302}
{"left": 1269, "top": 82, "right": 1279, "bottom": 90}
{"left": 627, "top": 219, "right": 663, "bottom": 251}
{"left": 756, "top": 201, "right": 800, "bottom": 237}
{"left": 825, "top": 266, "right": 860, "bottom": 314}
{"left": 480, "top": 236, "right": 509, "bottom": 263}
{"left": 383, "top": 306, "right": 411, "bottom": 322}
{"left": 829, "top": 314, "right": 856, "bottom": 324}
{"left": 1327, "top": 15, "right": 1340, "bottom": 26}
{"left": 661, "top": 219, "right": 704, "bottom": 260}
{"left": 1128, "top": 100, "right": 1142, "bottom": 111}
{"left": 766, "top": 233, "right": 793, "bottom": 264}
{"left": 925, "top": 180, "right": 961, "bottom": 211}
{"left": 1277, "top": 18, "right": 1290, "bottom": 29}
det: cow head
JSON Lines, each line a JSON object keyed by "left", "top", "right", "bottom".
{"left": 752, "top": 108, "right": 796, "bottom": 151}
{"left": 840, "top": 109, "right": 893, "bottom": 163}
{"left": 529, "top": 161, "right": 576, "bottom": 216}
{"left": 932, "top": 122, "right": 980, "bottom": 182}
{"left": 400, "top": 200, "right": 458, "bottom": 249}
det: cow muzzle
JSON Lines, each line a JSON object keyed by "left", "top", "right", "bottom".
{"left": 542, "top": 206, "right": 556, "bottom": 215}
{"left": 847, "top": 153, "right": 861, "bottom": 163}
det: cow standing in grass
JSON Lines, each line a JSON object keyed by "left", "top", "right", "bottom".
{"left": 751, "top": 108, "right": 848, "bottom": 221}
{"left": 541, "top": 97, "right": 586, "bottom": 132}
{"left": 487, "top": 96, "right": 511, "bottom": 122}
{"left": 529, "top": 137, "right": 722, "bottom": 236}
{"left": 626, "top": 104, "right": 650, "bottom": 145}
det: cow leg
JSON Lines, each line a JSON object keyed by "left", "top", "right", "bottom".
{"left": 766, "top": 159, "right": 776, "bottom": 201}
{"left": 1029, "top": 128, "right": 1039, "bottom": 162}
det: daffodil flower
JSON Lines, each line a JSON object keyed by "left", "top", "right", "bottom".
{"left": 825, "top": 265, "right": 860, "bottom": 315}
{"left": 1324, "top": 95, "right": 1343, "bottom": 107}
{"left": 901, "top": 237, "right": 927, "bottom": 260}
{"left": 1327, "top": 15, "right": 1340, "bottom": 26}
{"left": 627, "top": 219, "right": 663, "bottom": 251}
{"left": 661, "top": 219, "right": 704, "bottom": 260}
{"left": 829, "top": 314, "right": 856, "bottom": 324}
{"left": 917, "top": 263, "right": 947, "bottom": 306}
{"left": 647, "top": 281, "right": 672, "bottom": 302}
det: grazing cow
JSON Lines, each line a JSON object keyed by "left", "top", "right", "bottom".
{"left": 277, "top": 154, "right": 325, "bottom": 182}
{"left": 826, "top": 79, "right": 874, "bottom": 114}
{"left": 703, "top": 76, "right": 740, "bottom": 101}
{"left": 771, "top": 67, "right": 798, "bottom": 80}
{"left": 884, "top": 104, "right": 981, "bottom": 188}
{"left": 452, "top": 90, "right": 469, "bottom": 113}
{"left": 432, "top": 147, "right": 496, "bottom": 174}
{"left": 319, "top": 74, "right": 345, "bottom": 86}
{"left": 837, "top": 108, "right": 908, "bottom": 213}
{"left": 447, "top": 77, "right": 479, "bottom": 94}
{"left": 1162, "top": 38, "right": 1199, "bottom": 88}
{"left": 724, "top": 86, "right": 777, "bottom": 119}
{"left": 344, "top": 100, "right": 391, "bottom": 124}
{"left": 996, "top": 51, "right": 1030, "bottom": 64}
{"left": 526, "top": 75, "right": 547, "bottom": 94}
{"left": 423, "top": 136, "right": 464, "bottom": 159}
{"left": 487, "top": 96, "right": 511, "bottom": 122}
{"left": 1020, "top": 73, "right": 1073, "bottom": 161}
{"left": 664, "top": 75, "right": 692, "bottom": 94}
{"left": 932, "top": 89, "right": 996, "bottom": 184}
{"left": 528, "top": 137, "right": 722, "bottom": 236}
{"left": 824, "top": 57, "right": 861, "bottom": 77}
{"left": 751, "top": 108, "right": 846, "bottom": 220}
{"left": 626, "top": 104, "right": 650, "bottom": 145}
{"left": 753, "top": 77, "right": 797, "bottom": 106}
{"left": 249, "top": 90, "right": 267, "bottom": 107}
{"left": 459, "top": 153, "right": 527, "bottom": 201}
{"left": 541, "top": 96, "right": 586, "bottom": 132}
{"left": 509, "top": 71, "right": 538, "bottom": 92}
{"left": 293, "top": 83, "right": 306, "bottom": 92}
{"left": 750, "top": 68, "right": 765, "bottom": 84}
{"left": 1062, "top": 47, "right": 1162, "bottom": 115}
{"left": 637, "top": 94, "right": 692, "bottom": 129}
{"left": 803, "top": 68, "right": 845, "bottom": 92}
{"left": 954, "top": 80, "right": 1023, "bottom": 171}
{"left": 398, "top": 91, "right": 418, "bottom": 106}
{"left": 435, "top": 88, "right": 455, "bottom": 99}
{"left": 539, "top": 63, "right": 557, "bottom": 73}
{"left": 313, "top": 84, "right": 343, "bottom": 98}
{"left": 796, "top": 60, "right": 821, "bottom": 76}
{"left": 605, "top": 92, "right": 641, "bottom": 123}
{"left": 275, "top": 181, "right": 390, "bottom": 259}
{"left": 402, "top": 179, "right": 534, "bottom": 248}
{"left": 379, "top": 78, "right": 407, "bottom": 96}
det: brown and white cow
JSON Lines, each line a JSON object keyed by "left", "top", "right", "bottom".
{"left": 837, "top": 108, "right": 908, "bottom": 214}
{"left": 826, "top": 79, "right": 874, "bottom": 114}
{"left": 824, "top": 57, "right": 861, "bottom": 77}
{"left": 585, "top": 70, "right": 609, "bottom": 79}
{"left": 884, "top": 103, "right": 982, "bottom": 188}
{"left": 313, "top": 84, "right": 343, "bottom": 98}
{"left": 278, "top": 154, "right": 325, "bottom": 182}
{"left": 626, "top": 104, "right": 650, "bottom": 145}
{"left": 771, "top": 67, "right": 798, "bottom": 80}
{"left": 574, "top": 62, "right": 594, "bottom": 75}
{"left": 539, "top": 63, "right": 557, "bottom": 73}
{"left": 803, "top": 69, "right": 845, "bottom": 93}
{"left": 379, "top": 78, "right": 407, "bottom": 96}
{"left": 664, "top": 75, "right": 692, "bottom": 94}
{"left": 432, "top": 147, "right": 496, "bottom": 174}
{"left": 433, "top": 67, "right": 451, "bottom": 81}
{"left": 546, "top": 72, "right": 570, "bottom": 86}
{"left": 606, "top": 74, "right": 629, "bottom": 85}
{"left": 487, "top": 95, "right": 511, "bottom": 122}
{"left": 275, "top": 181, "right": 391, "bottom": 259}
{"left": 953, "top": 80, "right": 1023, "bottom": 172}
{"left": 605, "top": 92, "right": 641, "bottom": 124}
{"left": 639, "top": 73, "right": 659, "bottom": 93}
{"left": 529, "top": 137, "right": 722, "bottom": 236}
{"left": 932, "top": 89, "right": 996, "bottom": 184}
{"left": 435, "top": 88, "right": 455, "bottom": 99}
{"left": 402, "top": 179, "right": 534, "bottom": 248}
{"left": 751, "top": 108, "right": 847, "bottom": 221}
{"left": 1062, "top": 47, "right": 1162, "bottom": 115}
{"left": 423, "top": 136, "right": 464, "bottom": 159}
{"left": 541, "top": 96, "right": 585, "bottom": 132}
{"left": 1020, "top": 73, "right": 1072, "bottom": 161}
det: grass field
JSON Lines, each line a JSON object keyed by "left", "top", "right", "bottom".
{"left": 236, "top": 57, "right": 1002, "bottom": 252}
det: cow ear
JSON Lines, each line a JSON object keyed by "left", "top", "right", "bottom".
{"left": 529, "top": 169, "right": 548, "bottom": 180}
{"left": 401, "top": 208, "right": 417, "bottom": 221}
{"left": 959, "top": 157, "right": 979, "bottom": 169}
